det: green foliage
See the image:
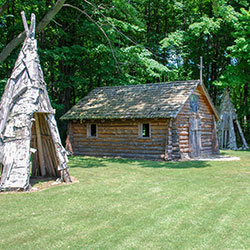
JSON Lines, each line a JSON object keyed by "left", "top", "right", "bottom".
{"left": 0, "top": 78, "right": 6, "bottom": 97}
{"left": 217, "top": 6, "right": 250, "bottom": 136}
{"left": 161, "top": 30, "right": 185, "bottom": 49}
{"left": 0, "top": 0, "right": 250, "bottom": 142}
{"left": 188, "top": 17, "right": 222, "bottom": 36}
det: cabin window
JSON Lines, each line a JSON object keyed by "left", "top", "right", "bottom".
{"left": 87, "top": 124, "right": 97, "bottom": 137}
{"left": 139, "top": 123, "right": 151, "bottom": 138}
{"left": 190, "top": 94, "right": 199, "bottom": 113}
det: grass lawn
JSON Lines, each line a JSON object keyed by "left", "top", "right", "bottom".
{"left": 1, "top": 150, "right": 250, "bottom": 250}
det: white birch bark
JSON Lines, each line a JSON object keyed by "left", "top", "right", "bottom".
{"left": 0, "top": 12, "right": 71, "bottom": 191}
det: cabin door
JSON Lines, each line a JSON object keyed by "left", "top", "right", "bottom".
{"left": 189, "top": 118, "right": 201, "bottom": 158}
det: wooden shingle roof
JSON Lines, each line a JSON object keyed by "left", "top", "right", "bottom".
{"left": 61, "top": 80, "right": 217, "bottom": 120}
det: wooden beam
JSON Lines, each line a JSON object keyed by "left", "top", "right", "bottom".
{"left": 164, "top": 119, "right": 172, "bottom": 160}
{"left": 212, "top": 116, "right": 219, "bottom": 154}
{"left": 229, "top": 112, "right": 237, "bottom": 149}
{"left": 34, "top": 113, "right": 46, "bottom": 176}
{"left": 235, "top": 119, "right": 249, "bottom": 149}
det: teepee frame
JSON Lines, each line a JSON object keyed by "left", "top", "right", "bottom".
{"left": 217, "top": 89, "right": 248, "bottom": 150}
{"left": 0, "top": 12, "right": 71, "bottom": 191}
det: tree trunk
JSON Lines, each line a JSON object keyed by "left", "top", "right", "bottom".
{"left": 146, "top": 0, "right": 151, "bottom": 43}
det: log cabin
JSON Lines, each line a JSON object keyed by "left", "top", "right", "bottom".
{"left": 61, "top": 80, "right": 219, "bottom": 160}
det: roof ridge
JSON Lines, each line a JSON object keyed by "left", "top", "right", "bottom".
{"left": 93, "top": 80, "right": 200, "bottom": 90}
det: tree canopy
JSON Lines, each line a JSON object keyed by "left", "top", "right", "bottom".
{"left": 0, "top": 0, "right": 249, "bottom": 142}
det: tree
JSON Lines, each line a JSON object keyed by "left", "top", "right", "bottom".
{"left": 216, "top": 6, "right": 250, "bottom": 136}
{"left": 0, "top": 0, "right": 66, "bottom": 62}
{"left": 0, "top": 0, "right": 249, "bottom": 142}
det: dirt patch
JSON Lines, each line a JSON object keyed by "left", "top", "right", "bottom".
{"left": 30, "top": 176, "right": 79, "bottom": 192}
{"left": 0, "top": 176, "right": 79, "bottom": 194}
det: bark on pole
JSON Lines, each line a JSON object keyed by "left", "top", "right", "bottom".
{"left": 0, "top": 139, "right": 3, "bottom": 164}
{"left": 21, "top": 11, "right": 29, "bottom": 37}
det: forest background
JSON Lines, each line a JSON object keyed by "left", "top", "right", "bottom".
{"left": 0, "top": 0, "right": 249, "bottom": 143}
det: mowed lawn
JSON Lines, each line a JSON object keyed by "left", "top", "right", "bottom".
{"left": 1, "top": 151, "right": 250, "bottom": 250}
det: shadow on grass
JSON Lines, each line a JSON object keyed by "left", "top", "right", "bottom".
{"left": 136, "top": 160, "right": 210, "bottom": 169}
{"left": 219, "top": 151, "right": 228, "bottom": 156}
{"left": 68, "top": 156, "right": 211, "bottom": 169}
{"left": 68, "top": 156, "right": 107, "bottom": 168}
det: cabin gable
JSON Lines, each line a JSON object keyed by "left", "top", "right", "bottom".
{"left": 176, "top": 85, "right": 218, "bottom": 158}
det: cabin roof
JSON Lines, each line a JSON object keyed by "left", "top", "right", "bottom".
{"left": 61, "top": 80, "right": 219, "bottom": 120}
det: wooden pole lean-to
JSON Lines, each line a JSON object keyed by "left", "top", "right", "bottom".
{"left": 217, "top": 90, "right": 249, "bottom": 150}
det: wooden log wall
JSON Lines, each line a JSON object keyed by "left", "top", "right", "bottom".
{"left": 176, "top": 85, "right": 218, "bottom": 158}
{"left": 67, "top": 118, "right": 170, "bottom": 160}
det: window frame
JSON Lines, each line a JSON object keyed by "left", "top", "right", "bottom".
{"left": 138, "top": 123, "right": 151, "bottom": 138}
{"left": 189, "top": 94, "right": 199, "bottom": 113}
{"left": 87, "top": 123, "right": 98, "bottom": 138}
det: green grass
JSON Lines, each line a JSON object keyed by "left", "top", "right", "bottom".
{"left": 1, "top": 150, "right": 250, "bottom": 250}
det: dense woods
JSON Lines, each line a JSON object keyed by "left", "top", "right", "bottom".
{"left": 0, "top": 0, "right": 249, "bottom": 142}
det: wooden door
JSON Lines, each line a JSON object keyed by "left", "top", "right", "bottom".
{"left": 189, "top": 118, "right": 201, "bottom": 158}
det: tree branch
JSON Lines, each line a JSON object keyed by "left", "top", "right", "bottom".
{"left": 0, "top": 32, "right": 26, "bottom": 62}
{"left": 37, "top": 0, "right": 66, "bottom": 33}
{"left": 64, "top": 4, "right": 120, "bottom": 72}
{"left": 81, "top": 0, "right": 159, "bottom": 60}
{"left": 0, "top": 0, "right": 66, "bottom": 62}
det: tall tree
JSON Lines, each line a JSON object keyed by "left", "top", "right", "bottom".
{"left": 0, "top": 0, "right": 249, "bottom": 142}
